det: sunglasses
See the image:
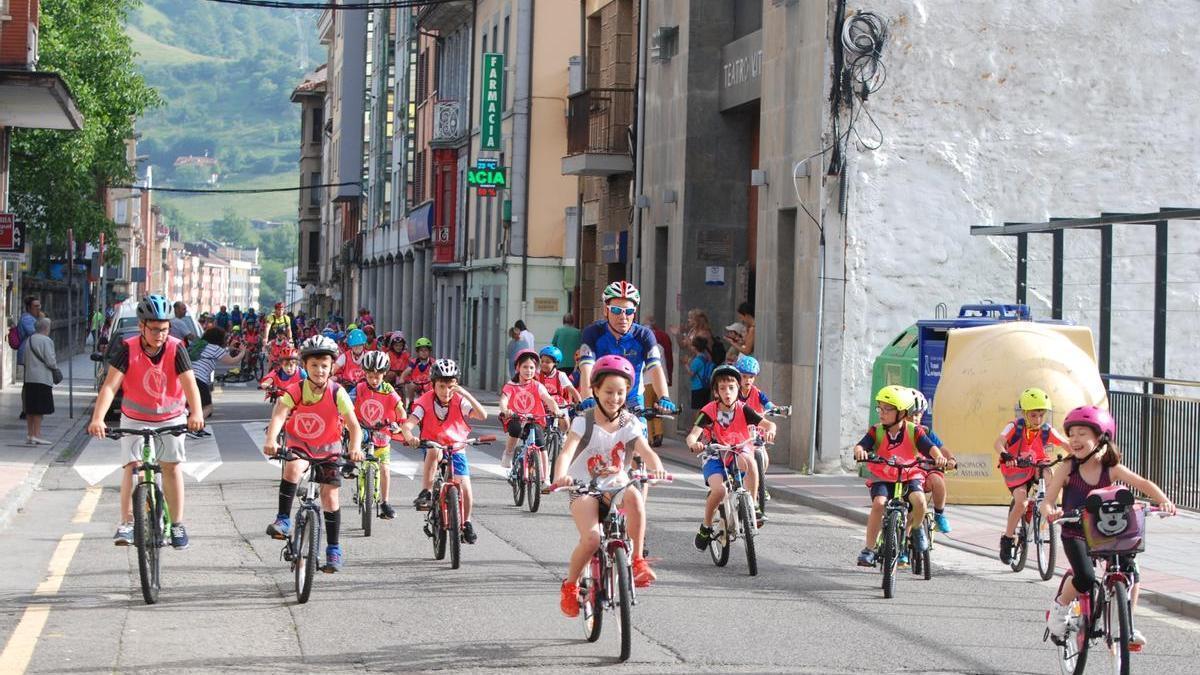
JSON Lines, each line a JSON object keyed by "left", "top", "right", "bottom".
{"left": 607, "top": 306, "right": 637, "bottom": 317}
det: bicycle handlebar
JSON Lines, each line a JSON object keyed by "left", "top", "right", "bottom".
{"left": 629, "top": 408, "right": 675, "bottom": 420}
{"left": 1013, "top": 455, "right": 1067, "bottom": 469}
{"left": 105, "top": 424, "right": 204, "bottom": 440}
{"left": 1053, "top": 504, "right": 1174, "bottom": 525}
{"left": 418, "top": 436, "right": 496, "bottom": 450}
{"left": 856, "top": 455, "right": 938, "bottom": 469}
{"left": 763, "top": 405, "right": 793, "bottom": 418}
{"left": 549, "top": 471, "right": 674, "bottom": 495}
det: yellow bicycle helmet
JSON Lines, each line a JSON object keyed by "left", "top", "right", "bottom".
{"left": 1019, "top": 387, "right": 1052, "bottom": 412}
{"left": 875, "top": 385, "right": 915, "bottom": 414}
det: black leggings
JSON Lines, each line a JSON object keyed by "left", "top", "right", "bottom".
{"left": 1061, "top": 533, "right": 1137, "bottom": 595}
{"left": 506, "top": 419, "right": 543, "bottom": 445}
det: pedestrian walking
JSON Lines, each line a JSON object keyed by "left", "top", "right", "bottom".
{"left": 23, "top": 317, "right": 59, "bottom": 445}
{"left": 514, "top": 320, "right": 535, "bottom": 351}
{"left": 551, "top": 313, "right": 582, "bottom": 372}
{"left": 89, "top": 307, "right": 104, "bottom": 347}
{"left": 505, "top": 326, "right": 524, "bottom": 377}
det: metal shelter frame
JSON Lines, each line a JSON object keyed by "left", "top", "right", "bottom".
{"left": 970, "top": 208, "right": 1200, "bottom": 391}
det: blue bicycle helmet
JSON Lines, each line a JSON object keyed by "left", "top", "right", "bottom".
{"left": 539, "top": 346, "right": 563, "bottom": 363}
{"left": 136, "top": 294, "right": 172, "bottom": 321}
{"left": 346, "top": 328, "right": 368, "bottom": 347}
{"left": 734, "top": 354, "right": 760, "bottom": 376}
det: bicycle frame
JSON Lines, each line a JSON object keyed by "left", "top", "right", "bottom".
{"left": 705, "top": 445, "right": 754, "bottom": 542}
{"left": 136, "top": 436, "right": 172, "bottom": 542}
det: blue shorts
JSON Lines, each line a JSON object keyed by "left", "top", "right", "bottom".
{"left": 869, "top": 479, "right": 923, "bottom": 500}
{"left": 421, "top": 448, "right": 470, "bottom": 477}
{"left": 703, "top": 457, "right": 744, "bottom": 483}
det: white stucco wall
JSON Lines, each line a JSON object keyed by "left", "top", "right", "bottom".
{"left": 835, "top": 0, "right": 1200, "bottom": 458}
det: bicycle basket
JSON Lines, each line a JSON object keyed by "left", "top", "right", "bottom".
{"left": 1082, "top": 485, "right": 1146, "bottom": 554}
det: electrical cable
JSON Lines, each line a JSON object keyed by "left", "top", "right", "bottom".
{"left": 104, "top": 182, "right": 358, "bottom": 194}
{"left": 202, "top": 0, "right": 462, "bottom": 9}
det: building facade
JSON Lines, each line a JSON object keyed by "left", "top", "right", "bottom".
{"left": 291, "top": 65, "right": 326, "bottom": 314}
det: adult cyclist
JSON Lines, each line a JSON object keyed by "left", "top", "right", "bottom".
{"left": 576, "top": 281, "right": 678, "bottom": 418}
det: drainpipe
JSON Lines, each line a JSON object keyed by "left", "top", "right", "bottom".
{"left": 631, "top": 0, "right": 648, "bottom": 288}
{"left": 517, "top": 0, "right": 535, "bottom": 318}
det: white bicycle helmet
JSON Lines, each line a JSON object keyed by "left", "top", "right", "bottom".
{"left": 431, "top": 358, "right": 460, "bottom": 380}
{"left": 300, "top": 335, "right": 339, "bottom": 359}
{"left": 361, "top": 350, "right": 391, "bottom": 372}
{"left": 602, "top": 280, "right": 640, "bottom": 306}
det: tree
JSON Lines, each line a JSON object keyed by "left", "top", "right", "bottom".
{"left": 258, "top": 259, "right": 286, "bottom": 307}
{"left": 211, "top": 208, "right": 252, "bottom": 245}
{"left": 257, "top": 223, "right": 297, "bottom": 263}
{"left": 9, "top": 0, "right": 160, "bottom": 259}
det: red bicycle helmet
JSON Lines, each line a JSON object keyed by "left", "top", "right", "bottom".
{"left": 590, "top": 354, "right": 635, "bottom": 386}
{"left": 1063, "top": 405, "right": 1116, "bottom": 438}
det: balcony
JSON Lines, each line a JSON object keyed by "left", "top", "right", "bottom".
{"left": 562, "top": 88, "right": 635, "bottom": 177}
{"left": 416, "top": 0, "right": 472, "bottom": 32}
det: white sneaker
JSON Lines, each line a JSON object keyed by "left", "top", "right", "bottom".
{"left": 113, "top": 522, "right": 134, "bottom": 546}
{"left": 1130, "top": 628, "right": 1147, "bottom": 648}
{"left": 1046, "top": 600, "right": 1073, "bottom": 639}
{"left": 500, "top": 453, "right": 512, "bottom": 470}
{"left": 27, "top": 436, "right": 51, "bottom": 446}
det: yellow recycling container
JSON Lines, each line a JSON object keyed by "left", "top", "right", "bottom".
{"left": 933, "top": 322, "right": 1108, "bottom": 505}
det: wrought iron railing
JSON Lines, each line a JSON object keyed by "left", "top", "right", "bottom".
{"left": 566, "top": 88, "right": 635, "bottom": 156}
{"left": 1104, "top": 374, "right": 1200, "bottom": 511}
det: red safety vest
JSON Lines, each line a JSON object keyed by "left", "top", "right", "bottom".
{"left": 354, "top": 382, "right": 403, "bottom": 447}
{"left": 413, "top": 391, "right": 471, "bottom": 447}
{"left": 866, "top": 422, "right": 924, "bottom": 484}
{"left": 121, "top": 335, "right": 187, "bottom": 423}
{"left": 388, "top": 349, "right": 410, "bottom": 374}
{"left": 537, "top": 369, "right": 569, "bottom": 406}
{"left": 739, "top": 385, "right": 766, "bottom": 414}
{"left": 999, "top": 418, "right": 1054, "bottom": 488}
{"left": 338, "top": 351, "right": 365, "bottom": 385}
{"left": 503, "top": 379, "right": 547, "bottom": 426}
{"left": 409, "top": 358, "right": 433, "bottom": 387}
{"left": 700, "top": 400, "right": 754, "bottom": 454}
{"left": 283, "top": 381, "right": 345, "bottom": 460}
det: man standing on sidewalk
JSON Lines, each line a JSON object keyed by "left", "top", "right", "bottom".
{"left": 551, "top": 313, "right": 581, "bottom": 373}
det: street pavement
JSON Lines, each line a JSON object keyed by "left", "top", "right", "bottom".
{"left": 0, "top": 385, "right": 1198, "bottom": 673}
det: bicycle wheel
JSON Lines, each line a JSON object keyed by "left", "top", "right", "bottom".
{"left": 615, "top": 547, "right": 634, "bottom": 662}
{"left": 921, "top": 519, "right": 933, "bottom": 581}
{"left": 738, "top": 493, "right": 758, "bottom": 577}
{"left": 361, "top": 465, "right": 375, "bottom": 537}
{"left": 431, "top": 505, "right": 447, "bottom": 560}
{"left": 1011, "top": 520, "right": 1029, "bottom": 572}
{"left": 527, "top": 450, "right": 542, "bottom": 513}
{"left": 512, "top": 450, "right": 526, "bottom": 507}
{"left": 881, "top": 512, "right": 899, "bottom": 599}
{"left": 582, "top": 555, "right": 604, "bottom": 642}
{"left": 1036, "top": 512, "right": 1058, "bottom": 581}
{"left": 1053, "top": 573, "right": 1090, "bottom": 675}
{"left": 446, "top": 486, "right": 462, "bottom": 570}
{"left": 294, "top": 510, "right": 318, "bottom": 604}
{"left": 131, "top": 482, "right": 161, "bottom": 605}
{"left": 709, "top": 504, "right": 731, "bottom": 567}
{"left": 1108, "top": 582, "right": 1131, "bottom": 675}
{"left": 755, "top": 448, "right": 767, "bottom": 515}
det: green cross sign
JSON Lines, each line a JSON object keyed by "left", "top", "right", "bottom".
{"left": 480, "top": 53, "right": 504, "bottom": 151}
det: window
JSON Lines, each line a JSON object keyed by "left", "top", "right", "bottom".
{"left": 307, "top": 231, "right": 320, "bottom": 270}
{"left": 309, "top": 172, "right": 321, "bottom": 207}
{"left": 310, "top": 107, "right": 323, "bottom": 144}
{"left": 414, "top": 150, "right": 426, "bottom": 203}
{"left": 416, "top": 50, "right": 427, "bottom": 103}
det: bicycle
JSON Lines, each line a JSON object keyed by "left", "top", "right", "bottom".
{"left": 1047, "top": 503, "right": 1171, "bottom": 675}
{"left": 418, "top": 436, "right": 495, "bottom": 569}
{"left": 104, "top": 424, "right": 205, "bottom": 605}
{"left": 551, "top": 471, "right": 673, "bottom": 662}
{"left": 856, "top": 455, "right": 937, "bottom": 599}
{"left": 700, "top": 443, "right": 762, "bottom": 576}
{"left": 271, "top": 448, "right": 349, "bottom": 603}
{"left": 507, "top": 413, "right": 556, "bottom": 513}
{"left": 913, "top": 459, "right": 957, "bottom": 581}
{"left": 1009, "top": 455, "right": 1066, "bottom": 579}
{"left": 543, "top": 408, "right": 568, "bottom": 474}
{"left": 755, "top": 405, "right": 792, "bottom": 514}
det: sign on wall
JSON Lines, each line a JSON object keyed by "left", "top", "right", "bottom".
{"left": 0, "top": 213, "right": 27, "bottom": 262}
{"left": 480, "top": 53, "right": 505, "bottom": 151}
{"left": 466, "top": 158, "right": 507, "bottom": 197}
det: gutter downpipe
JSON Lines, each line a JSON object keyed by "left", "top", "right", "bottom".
{"left": 517, "top": 0, "right": 534, "bottom": 316}
{"left": 631, "top": 0, "right": 648, "bottom": 288}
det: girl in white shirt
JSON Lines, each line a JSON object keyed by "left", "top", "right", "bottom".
{"left": 551, "top": 355, "right": 667, "bottom": 618}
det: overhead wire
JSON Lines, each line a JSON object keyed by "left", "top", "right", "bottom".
{"left": 105, "top": 182, "right": 358, "bottom": 194}
{"left": 201, "top": 0, "right": 461, "bottom": 9}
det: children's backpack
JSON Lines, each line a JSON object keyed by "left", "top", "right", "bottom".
{"left": 698, "top": 357, "right": 715, "bottom": 390}
{"left": 7, "top": 325, "right": 20, "bottom": 350}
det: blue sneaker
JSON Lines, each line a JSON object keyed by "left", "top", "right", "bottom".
{"left": 266, "top": 515, "right": 291, "bottom": 540}
{"left": 856, "top": 548, "right": 877, "bottom": 567}
{"left": 912, "top": 526, "right": 929, "bottom": 554}
{"left": 322, "top": 545, "right": 343, "bottom": 573}
{"left": 934, "top": 512, "right": 952, "bottom": 534}
{"left": 898, "top": 551, "right": 910, "bottom": 568}
{"left": 170, "top": 523, "right": 190, "bottom": 550}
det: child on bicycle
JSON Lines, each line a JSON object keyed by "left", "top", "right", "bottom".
{"left": 852, "top": 385, "right": 947, "bottom": 567}
{"left": 267, "top": 328, "right": 293, "bottom": 370}
{"left": 994, "top": 388, "right": 1068, "bottom": 564}
{"left": 733, "top": 353, "right": 776, "bottom": 462}
{"left": 333, "top": 328, "right": 369, "bottom": 390}
{"left": 686, "top": 364, "right": 776, "bottom": 546}
{"left": 259, "top": 347, "right": 307, "bottom": 391}
{"left": 402, "top": 359, "right": 487, "bottom": 543}
{"left": 386, "top": 333, "right": 410, "bottom": 388}
{"left": 553, "top": 355, "right": 668, "bottom": 615}
{"left": 400, "top": 337, "right": 435, "bottom": 403}
{"left": 536, "top": 346, "right": 580, "bottom": 426}
{"left": 354, "top": 351, "right": 407, "bottom": 520}
{"left": 1040, "top": 405, "right": 1175, "bottom": 647}
{"left": 499, "top": 350, "right": 564, "bottom": 483}
{"left": 263, "top": 335, "right": 363, "bottom": 573}
{"left": 907, "top": 388, "right": 956, "bottom": 533}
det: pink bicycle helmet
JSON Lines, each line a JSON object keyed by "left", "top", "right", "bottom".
{"left": 513, "top": 348, "right": 539, "bottom": 367}
{"left": 1063, "top": 405, "right": 1116, "bottom": 438}
{"left": 591, "top": 354, "right": 635, "bottom": 386}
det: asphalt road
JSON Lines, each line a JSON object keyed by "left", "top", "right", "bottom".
{"left": 1, "top": 387, "right": 1198, "bottom": 674}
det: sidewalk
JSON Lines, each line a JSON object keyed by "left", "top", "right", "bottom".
{"left": 650, "top": 432, "right": 1200, "bottom": 620}
{"left": 0, "top": 351, "right": 96, "bottom": 529}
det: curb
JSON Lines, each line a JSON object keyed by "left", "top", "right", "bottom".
{"left": 656, "top": 449, "right": 1200, "bottom": 622}
{"left": 0, "top": 402, "right": 95, "bottom": 531}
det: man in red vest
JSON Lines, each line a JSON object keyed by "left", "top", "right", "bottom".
{"left": 89, "top": 295, "right": 205, "bottom": 549}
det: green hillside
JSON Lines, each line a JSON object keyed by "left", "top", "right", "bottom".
{"left": 124, "top": 0, "right": 322, "bottom": 226}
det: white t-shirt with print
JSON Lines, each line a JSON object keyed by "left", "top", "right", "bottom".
{"left": 566, "top": 412, "right": 645, "bottom": 486}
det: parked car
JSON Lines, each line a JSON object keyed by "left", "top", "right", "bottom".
{"left": 91, "top": 301, "right": 139, "bottom": 420}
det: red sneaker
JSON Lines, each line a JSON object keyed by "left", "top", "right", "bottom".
{"left": 633, "top": 557, "right": 657, "bottom": 588}
{"left": 560, "top": 581, "right": 580, "bottom": 617}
